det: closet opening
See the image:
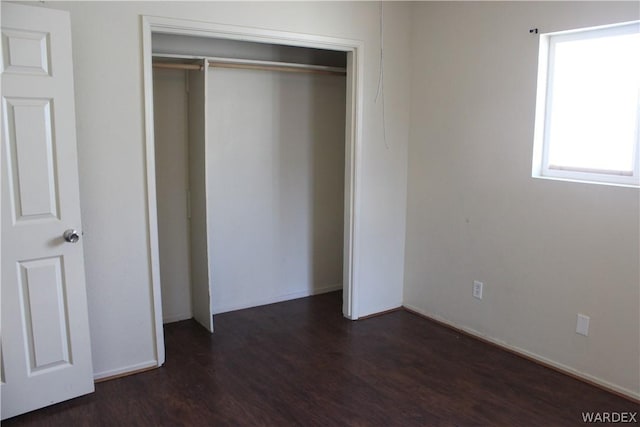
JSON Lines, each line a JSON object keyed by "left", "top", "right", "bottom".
{"left": 152, "top": 39, "right": 348, "bottom": 330}
{"left": 143, "top": 17, "right": 364, "bottom": 365}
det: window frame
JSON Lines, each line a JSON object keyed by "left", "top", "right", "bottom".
{"left": 532, "top": 21, "right": 640, "bottom": 188}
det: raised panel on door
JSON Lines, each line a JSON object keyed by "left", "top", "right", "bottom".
{"left": 3, "top": 97, "right": 59, "bottom": 222}
{"left": 1, "top": 28, "right": 50, "bottom": 75}
{"left": 18, "top": 256, "right": 71, "bottom": 373}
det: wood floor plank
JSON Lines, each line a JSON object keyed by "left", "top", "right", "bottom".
{"left": 4, "top": 291, "right": 638, "bottom": 426}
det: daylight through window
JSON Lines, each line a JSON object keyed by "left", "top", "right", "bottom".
{"left": 532, "top": 21, "right": 640, "bottom": 187}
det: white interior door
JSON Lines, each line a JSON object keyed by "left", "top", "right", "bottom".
{"left": 1, "top": 3, "right": 94, "bottom": 419}
{"left": 188, "top": 63, "right": 213, "bottom": 332}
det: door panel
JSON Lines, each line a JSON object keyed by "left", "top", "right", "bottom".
{"left": 19, "top": 256, "right": 71, "bottom": 372}
{"left": 187, "top": 63, "right": 214, "bottom": 332}
{"left": 4, "top": 97, "right": 58, "bottom": 221}
{"left": 2, "top": 28, "right": 50, "bottom": 75}
{"left": 1, "top": 3, "right": 94, "bottom": 420}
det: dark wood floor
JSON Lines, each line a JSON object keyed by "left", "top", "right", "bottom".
{"left": 5, "top": 291, "right": 638, "bottom": 426}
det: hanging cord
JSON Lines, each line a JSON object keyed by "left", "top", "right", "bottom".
{"left": 375, "top": 1, "right": 389, "bottom": 150}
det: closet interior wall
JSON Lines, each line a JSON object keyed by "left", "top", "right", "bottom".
{"left": 153, "top": 68, "right": 191, "bottom": 323}
{"left": 152, "top": 35, "right": 347, "bottom": 322}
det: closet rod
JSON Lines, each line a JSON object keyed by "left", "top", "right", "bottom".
{"left": 152, "top": 62, "right": 203, "bottom": 71}
{"left": 208, "top": 61, "right": 346, "bottom": 76}
{"left": 152, "top": 59, "right": 346, "bottom": 76}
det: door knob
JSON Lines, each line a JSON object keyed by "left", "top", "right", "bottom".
{"left": 63, "top": 229, "right": 80, "bottom": 243}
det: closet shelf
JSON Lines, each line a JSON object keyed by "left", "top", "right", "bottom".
{"left": 152, "top": 56, "right": 346, "bottom": 76}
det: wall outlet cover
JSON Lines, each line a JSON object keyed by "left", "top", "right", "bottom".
{"left": 576, "top": 314, "right": 590, "bottom": 336}
{"left": 473, "top": 280, "right": 483, "bottom": 300}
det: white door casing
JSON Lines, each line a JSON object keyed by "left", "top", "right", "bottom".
{"left": 1, "top": 3, "right": 94, "bottom": 420}
{"left": 142, "top": 18, "right": 363, "bottom": 361}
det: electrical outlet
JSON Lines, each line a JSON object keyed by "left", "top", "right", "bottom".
{"left": 576, "top": 314, "right": 590, "bottom": 336}
{"left": 473, "top": 280, "right": 483, "bottom": 300}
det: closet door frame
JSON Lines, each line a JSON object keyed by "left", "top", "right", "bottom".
{"left": 141, "top": 16, "right": 364, "bottom": 366}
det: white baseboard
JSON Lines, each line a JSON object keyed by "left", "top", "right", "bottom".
{"left": 403, "top": 303, "right": 640, "bottom": 402}
{"left": 163, "top": 312, "right": 192, "bottom": 324}
{"left": 213, "top": 283, "right": 342, "bottom": 315}
{"left": 93, "top": 359, "right": 158, "bottom": 381}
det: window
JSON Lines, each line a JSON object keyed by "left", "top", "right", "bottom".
{"left": 532, "top": 21, "right": 640, "bottom": 187}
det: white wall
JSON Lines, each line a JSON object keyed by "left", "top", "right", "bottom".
{"left": 207, "top": 68, "right": 345, "bottom": 313}
{"left": 40, "top": 1, "right": 410, "bottom": 378}
{"left": 153, "top": 68, "right": 192, "bottom": 323}
{"left": 404, "top": 1, "right": 640, "bottom": 398}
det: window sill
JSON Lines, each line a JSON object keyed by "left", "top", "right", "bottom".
{"left": 532, "top": 174, "right": 640, "bottom": 189}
